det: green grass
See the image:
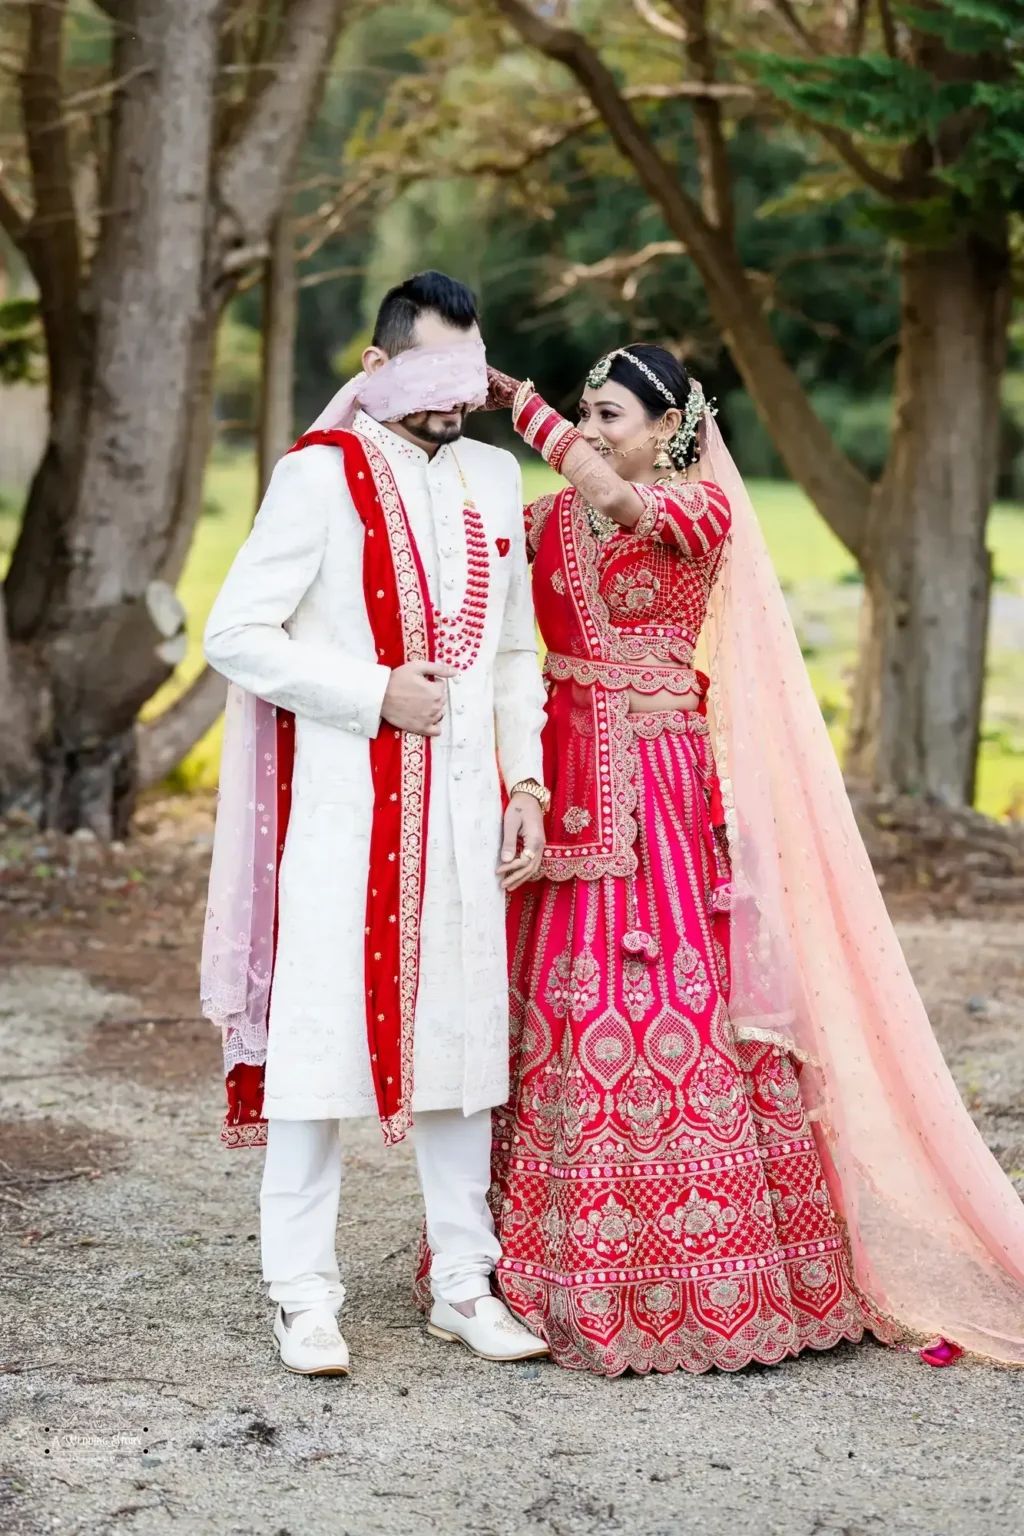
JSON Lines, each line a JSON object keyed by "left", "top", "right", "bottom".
{"left": 3, "top": 456, "right": 1023, "bottom": 817}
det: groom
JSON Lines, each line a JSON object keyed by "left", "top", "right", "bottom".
{"left": 203, "top": 271, "right": 550, "bottom": 1373}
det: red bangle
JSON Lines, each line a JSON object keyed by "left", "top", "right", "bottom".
{"left": 512, "top": 385, "right": 583, "bottom": 473}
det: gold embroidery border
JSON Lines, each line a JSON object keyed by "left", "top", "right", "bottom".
{"left": 354, "top": 430, "right": 430, "bottom": 1142}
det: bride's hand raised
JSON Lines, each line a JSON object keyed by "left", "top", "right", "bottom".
{"left": 481, "top": 365, "right": 521, "bottom": 412}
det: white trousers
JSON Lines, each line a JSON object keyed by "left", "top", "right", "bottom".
{"left": 260, "top": 1110, "right": 501, "bottom": 1312}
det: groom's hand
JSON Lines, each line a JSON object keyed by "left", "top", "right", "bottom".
{"left": 498, "top": 793, "right": 546, "bottom": 890}
{"left": 381, "top": 660, "right": 456, "bottom": 736}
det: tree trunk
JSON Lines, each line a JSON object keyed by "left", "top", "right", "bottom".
{"left": 1, "top": 0, "right": 346, "bottom": 833}
{"left": 846, "top": 233, "right": 1009, "bottom": 804}
{"left": 5, "top": 0, "right": 222, "bottom": 836}
{"left": 257, "top": 211, "right": 299, "bottom": 499}
{"left": 0, "top": 588, "right": 34, "bottom": 807}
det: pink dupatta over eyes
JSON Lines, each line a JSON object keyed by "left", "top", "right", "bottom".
{"left": 701, "top": 414, "right": 1024, "bottom": 1360}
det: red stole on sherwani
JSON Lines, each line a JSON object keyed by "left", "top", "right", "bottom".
{"left": 224, "top": 427, "right": 436, "bottom": 1146}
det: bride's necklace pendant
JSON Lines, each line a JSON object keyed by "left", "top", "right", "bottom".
{"left": 585, "top": 502, "right": 618, "bottom": 543}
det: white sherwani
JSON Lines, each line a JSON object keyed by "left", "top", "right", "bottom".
{"left": 204, "top": 413, "right": 546, "bottom": 1122}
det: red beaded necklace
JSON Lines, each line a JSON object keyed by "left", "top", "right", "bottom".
{"left": 434, "top": 450, "right": 489, "bottom": 670}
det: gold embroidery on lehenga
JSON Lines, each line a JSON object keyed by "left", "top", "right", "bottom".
{"left": 573, "top": 1191, "right": 644, "bottom": 1261}
{"left": 685, "top": 1045, "right": 749, "bottom": 1142}
{"left": 482, "top": 485, "right": 886, "bottom": 1375}
{"left": 622, "top": 957, "right": 655, "bottom": 1022}
{"left": 545, "top": 948, "right": 601, "bottom": 1021}
{"left": 562, "top": 805, "right": 592, "bottom": 835}
{"left": 657, "top": 1188, "right": 739, "bottom": 1252}
{"left": 641, "top": 1011, "right": 700, "bottom": 1086}
{"left": 672, "top": 939, "right": 711, "bottom": 1013}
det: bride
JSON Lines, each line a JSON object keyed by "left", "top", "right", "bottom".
{"left": 474, "top": 345, "right": 1024, "bottom": 1375}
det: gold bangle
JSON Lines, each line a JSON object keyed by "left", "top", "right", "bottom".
{"left": 512, "top": 378, "right": 537, "bottom": 421}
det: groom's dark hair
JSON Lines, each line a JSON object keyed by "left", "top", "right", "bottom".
{"left": 372, "top": 270, "right": 479, "bottom": 356}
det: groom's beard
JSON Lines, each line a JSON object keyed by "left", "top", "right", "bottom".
{"left": 400, "top": 407, "right": 466, "bottom": 446}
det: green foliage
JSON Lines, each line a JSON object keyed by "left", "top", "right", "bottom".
{"left": 0, "top": 298, "right": 45, "bottom": 384}
{"left": 745, "top": 0, "right": 1024, "bottom": 244}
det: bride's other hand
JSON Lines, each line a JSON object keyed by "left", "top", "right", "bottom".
{"left": 482, "top": 366, "right": 521, "bottom": 412}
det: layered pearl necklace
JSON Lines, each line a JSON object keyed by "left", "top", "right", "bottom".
{"left": 433, "top": 449, "right": 490, "bottom": 670}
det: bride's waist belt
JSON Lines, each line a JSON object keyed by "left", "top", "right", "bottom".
{"left": 543, "top": 652, "right": 707, "bottom": 698}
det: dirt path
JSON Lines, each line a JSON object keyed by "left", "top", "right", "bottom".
{"left": 1, "top": 818, "right": 1024, "bottom": 1534}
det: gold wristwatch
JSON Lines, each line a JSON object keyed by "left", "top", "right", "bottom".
{"left": 509, "top": 778, "right": 552, "bottom": 815}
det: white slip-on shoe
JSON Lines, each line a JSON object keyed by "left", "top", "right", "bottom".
{"left": 273, "top": 1305, "right": 350, "bottom": 1376}
{"left": 427, "top": 1296, "right": 550, "bottom": 1362}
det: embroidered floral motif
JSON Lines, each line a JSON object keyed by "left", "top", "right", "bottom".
{"left": 573, "top": 1192, "right": 644, "bottom": 1260}
{"left": 298, "top": 1324, "right": 344, "bottom": 1351}
{"left": 545, "top": 948, "right": 601, "bottom": 1021}
{"left": 705, "top": 1278, "right": 742, "bottom": 1311}
{"left": 685, "top": 1046, "right": 748, "bottom": 1141}
{"left": 550, "top": 569, "right": 566, "bottom": 595}
{"left": 540, "top": 1203, "right": 568, "bottom": 1248}
{"left": 658, "top": 1188, "right": 739, "bottom": 1253}
{"left": 614, "top": 1058, "right": 672, "bottom": 1147}
{"left": 579, "top": 1014, "right": 636, "bottom": 1090}
{"left": 642, "top": 1284, "right": 675, "bottom": 1315}
{"left": 562, "top": 805, "right": 592, "bottom": 835}
{"left": 607, "top": 568, "right": 658, "bottom": 614}
{"left": 622, "top": 958, "right": 655, "bottom": 1023}
{"left": 641, "top": 1011, "right": 700, "bottom": 1087}
{"left": 799, "top": 1259, "right": 832, "bottom": 1291}
{"left": 753, "top": 1048, "right": 807, "bottom": 1132}
{"left": 580, "top": 1290, "right": 615, "bottom": 1317}
{"left": 673, "top": 939, "right": 711, "bottom": 1014}
{"left": 492, "top": 1311, "right": 538, "bottom": 1337}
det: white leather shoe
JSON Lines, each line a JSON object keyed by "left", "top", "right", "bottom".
{"left": 427, "top": 1296, "right": 550, "bottom": 1362}
{"left": 273, "top": 1305, "right": 350, "bottom": 1376}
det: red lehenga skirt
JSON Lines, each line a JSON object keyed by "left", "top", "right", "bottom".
{"left": 491, "top": 711, "right": 880, "bottom": 1375}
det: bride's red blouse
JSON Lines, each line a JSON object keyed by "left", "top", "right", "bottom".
{"left": 523, "top": 479, "right": 732, "bottom": 882}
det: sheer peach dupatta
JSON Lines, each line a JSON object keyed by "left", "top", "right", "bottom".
{"left": 699, "top": 411, "right": 1024, "bottom": 1360}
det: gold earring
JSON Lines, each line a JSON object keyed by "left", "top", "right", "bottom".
{"left": 654, "top": 442, "right": 673, "bottom": 471}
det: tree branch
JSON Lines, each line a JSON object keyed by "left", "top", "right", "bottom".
{"left": 257, "top": 210, "right": 298, "bottom": 498}
{"left": 541, "top": 241, "right": 687, "bottom": 303}
{"left": 136, "top": 666, "right": 227, "bottom": 791}
{"left": 19, "top": 0, "right": 82, "bottom": 375}
{"left": 493, "top": 0, "right": 871, "bottom": 559}
{"left": 672, "top": 0, "right": 734, "bottom": 239}
{"left": 811, "top": 120, "right": 910, "bottom": 200}
{"left": 493, "top": 0, "right": 712, "bottom": 243}
{"left": 216, "top": 0, "right": 347, "bottom": 253}
{"left": 878, "top": 0, "right": 899, "bottom": 59}
{"left": 0, "top": 175, "right": 31, "bottom": 245}
{"left": 765, "top": 0, "right": 822, "bottom": 54}
{"left": 847, "top": 0, "right": 870, "bottom": 55}
{"left": 632, "top": 0, "right": 686, "bottom": 41}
